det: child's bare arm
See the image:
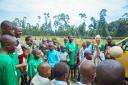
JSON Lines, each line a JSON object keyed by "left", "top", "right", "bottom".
{"left": 16, "top": 63, "right": 27, "bottom": 68}
{"left": 94, "top": 44, "right": 100, "bottom": 58}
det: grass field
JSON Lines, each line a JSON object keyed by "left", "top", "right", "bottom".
{"left": 19, "top": 36, "right": 122, "bottom": 48}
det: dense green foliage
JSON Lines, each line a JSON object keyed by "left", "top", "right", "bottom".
{"left": 13, "top": 10, "right": 128, "bottom": 37}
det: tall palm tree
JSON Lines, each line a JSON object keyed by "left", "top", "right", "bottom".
{"left": 79, "top": 13, "right": 87, "bottom": 22}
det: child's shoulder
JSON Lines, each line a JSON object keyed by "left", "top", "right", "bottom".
{"left": 1, "top": 53, "right": 12, "bottom": 60}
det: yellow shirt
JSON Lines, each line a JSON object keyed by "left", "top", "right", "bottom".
{"left": 116, "top": 51, "right": 128, "bottom": 78}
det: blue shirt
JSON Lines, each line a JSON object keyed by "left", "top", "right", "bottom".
{"left": 81, "top": 45, "right": 93, "bottom": 61}
{"left": 16, "top": 39, "right": 19, "bottom": 47}
{"left": 47, "top": 50, "right": 60, "bottom": 68}
{"left": 93, "top": 51, "right": 105, "bottom": 66}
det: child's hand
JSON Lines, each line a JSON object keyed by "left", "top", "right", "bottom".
{"left": 105, "top": 48, "right": 111, "bottom": 58}
{"left": 22, "top": 63, "right": 27, "bottom": 67}
{"left": 92, "top": 40, "right": 96, "bottom": 45}
{"left": 20, "top": 66, "right": 26, "bottom": 73}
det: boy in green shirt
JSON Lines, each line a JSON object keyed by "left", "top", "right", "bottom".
{"left": 0, "top": 35, "right": 18, "bottom": 85}
{"left": 9, "top": 51, "right": 21, "bottom": 79}
{"left": 0, "top": 20, "right": 26, "bottom": 84}
{"left": 28, "top": 48, "right": 43, "bottom": 81}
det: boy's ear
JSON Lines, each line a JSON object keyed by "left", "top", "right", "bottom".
{"left": 4, "top": 42, "right": 10, "bottom": 47}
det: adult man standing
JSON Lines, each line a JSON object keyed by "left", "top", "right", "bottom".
{"left": 104, "top": 36, "right": 116, "bottom": 59}
{"left": 66, "top": 35, "right": 77, "bottom": 79}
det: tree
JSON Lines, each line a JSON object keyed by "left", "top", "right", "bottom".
{"left": 78, "top": 22, "right": 86, "bottom": 36}
{"left": 108, "top": 13, "right": 128, "bottom": 37}
{"left": 97, "top": 9, "right": 109, "bottom": 37}
{"left": 42, "top": 13, "right": 52, "bottom": 29}
{"left": 122, "top": 13, "right": 128, "bottom": 20}
{"left": 78, "top": 13, "right": 87, "bottom": 36}
{"left": 87, "top": 17, "right": 97, "bottom": 37}
{"left": 37, "top": 16, "right": 41, "bottom": 22}
{"left": 90, "top": 17, "right": 97, "bottom": 29}
{"left": 13, "top": 18, "right": 20, "bottom": 26}
{"left": 53, "top": 13, "right": 70, "bottom": 34}
{"left": 88, "top": 24, "right": 96, "bottom": 37}
{"left": 79, "top": 13, "right": 87, "bottom": 22}
{"left": 116, "top": 18, "right": 128, "bottom": 37}
{"left": 22, "top": 16, "right": 27, "bottom": 29}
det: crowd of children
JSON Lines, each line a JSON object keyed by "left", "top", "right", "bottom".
{"left": 0, "top": 20, "right": 127, "bottom": 85}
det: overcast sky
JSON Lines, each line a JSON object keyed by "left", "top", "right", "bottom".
{"left": 0, "top": 0, "right": 127, "bottom": 27}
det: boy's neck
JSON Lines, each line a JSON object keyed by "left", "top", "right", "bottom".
{"left": 55, "top": 77, "right": 66, "bottom": 82}
{"left": 39, "top": 73, "right": 48, "bottom": 78}
{"left": 34, "top": 57, "right": 39, "bottom": 60}
{"left": 69, "top": 41, "right": 72, "bottom": 43}
{"left": 23, "top": 54, "right": 28, "bottom": 59}
{"left": 1, "top": 48, "right": 9, "bottom": 54}
{"left": 84, "top": 78, "right": 92, "bottom": 85}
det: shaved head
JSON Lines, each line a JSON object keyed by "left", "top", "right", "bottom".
{"left": 96, "top": 60, "right": 125, "bottom": 85}
{"left": 79, "top": 60, "right": 96, "bottom": 84}
{"left": 38, "top": 62, "right": 50, "bottom": 73}
{"left": 32, "top": 48, "right": 40, "bottom": 54}
{"left": 1, "top": 20, "right": 13, "bottom": 30}
{"left": 84, "top": 49, "right": 92, "bottom": 60}
{"left": 38, "top": 62, "right": 51, "bottom": 77}
{"left": 32, "top": 48, "right": 42, "bottom": 59}
{"left": 53, "top": 62, "right": 69, "bottom": 80}
{"left": 0, "top": 35, "right": 16, "bottom": 45}
{"left": 0, "top": 20, "right": 15, "bottom": 36}
{"left": 0, "top": 35, "right": 16, "bottom": 53}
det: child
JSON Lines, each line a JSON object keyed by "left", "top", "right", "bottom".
{"left": 51, "top": 62, "right": 69, "bottom": 85}
{"left": 84, "top": 44, "right": 105, "bottom": 66}
{"left": 47, "top": 43, "right": 60, "bottom": 80}
{"left": 40, "top": 44, "right": 47, "bottom": 55}
{"left": 79, "top": 42, "right": 87, "bottom": 62}
{"left": 39, "top": 44, "right": 48, "bottom": 62}
{"left": 64, "top": 37, "right": 68, "bottom": 46}
{"left": 96, "top": 60, "right": 126, "bottom": 85}
{"left": 47, "top": 43, "right": 60, "bottom": 69}
{"left": 25, "top": 36, "right": 34, "bottom": 53}
{"left": 59, "top": 45, "right": 70, "bottom": 63}
{"left": 0, "top": 35, "right": 18, "bottom": 85}
{"left": 78, "top": 60, "right": 96, "bottom": 85}
{"left": 18, "top": 45, "right": 30, "bottom": 85}
{"left": 15, "top": 26, "right": 23, "bottom": 55}
{"left": 30, "top": 62, "right": 51, "bottom": 85}
{"left": 28, "top": 48, "right": 43, "bottom": 81}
